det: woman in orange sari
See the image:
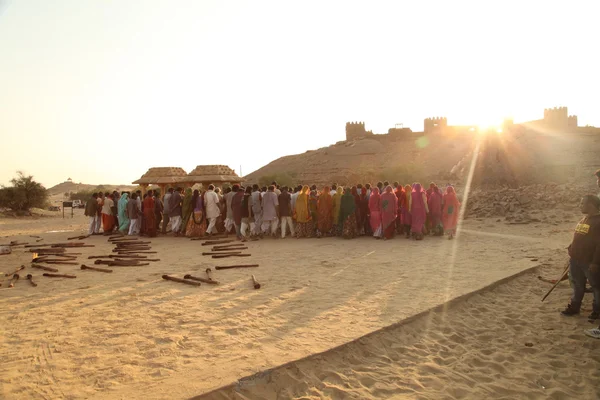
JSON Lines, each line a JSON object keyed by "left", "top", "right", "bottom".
{"left": 317, "top": 186, "right": 334, "bottom": 236}
{"left": 294, "top": 186, "right": 313, "bottom": 238}
{"left": 143, "top": 191, "right": 157, "bottom": 237}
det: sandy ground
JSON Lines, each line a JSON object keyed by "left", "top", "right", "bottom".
{"left": 199, "top": 263, "right": 600, "bottom": 400}
{"left": 0, "top": 211, "right": 594, "bottom": 399}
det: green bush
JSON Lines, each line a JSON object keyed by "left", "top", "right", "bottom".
{"left": 0, "top": 172, "right": 49, "bottom": 211}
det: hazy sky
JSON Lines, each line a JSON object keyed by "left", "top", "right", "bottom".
{"left": 1, "top": 0, "right": 598, "bottom": 188}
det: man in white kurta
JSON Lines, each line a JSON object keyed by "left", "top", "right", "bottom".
{"left": 204, "top": 185, "right": 221, "bottom": 234}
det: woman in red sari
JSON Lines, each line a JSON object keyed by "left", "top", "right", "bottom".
{"left": 143, "top": 191, "right": 157, "bottom": 237}
{"left": 380, "top": 186, "right": 398, "bottom": 240}
{"left": 368, "top": 187, "right": 382, "bottom": 238}
{"left": 317, "top": 186, "right": 334, "bottom": 236}
{"left": 443, "top": 185, "right": 461, "bottom": 239}
{"left": 351, "top": 186, "right": 363, "bottom": 236}
{"left": 395, "top": 185, "right": 404, "bottom": 234}
{"left": 427, "top": 185, "right": 444, "bottom": 236}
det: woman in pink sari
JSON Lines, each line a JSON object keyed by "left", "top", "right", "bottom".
{"left": 368, "top": 187, "right": 382, "bottom": 238}
{"left": 401, "top": 184, "right": 412, "bottom": 238}
{"left": 380, "top": 186, "right": 399, "bottom": 240}
{"left": 410, "top": 183, "right": 429, "bottom": 240}
{"left": 443, "top": 186, "right": 461, "bottom": 239}
{"left": 427, "top": 185, "right": 444, "bottom": 236}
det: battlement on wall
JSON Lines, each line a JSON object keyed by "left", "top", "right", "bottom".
{"left": 346, "top": 121, "right": 372, "bottom": 140}
{"left": 543, "top": 106, "right": 573, "bottom": 129}
{"left": 424, "top": 117, "right": 448, "bottom": 133}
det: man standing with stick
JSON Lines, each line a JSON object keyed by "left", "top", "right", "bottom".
{"left": 584, "top": 171, "right": 600, "bottom": 338}
{"left": 560, "top": 196, "right": 600, "bottom": 325}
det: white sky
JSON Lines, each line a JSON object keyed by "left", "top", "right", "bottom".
{"left": 1, "top": 0, "right": 598, "bottom": 188}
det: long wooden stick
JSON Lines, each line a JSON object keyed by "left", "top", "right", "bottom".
{"left": 108, "top": 255, "right": 147, "bottom": 259}
{"left": 5, "top": 265, "right": 25, "bottom": 276}
{"left": 201, "top": 240, "right": 235, "bottom": 246}
{"left": 81, "top": 265, "right": 113, "bottom": 273}
{"left": 67, "top": 235, "right": 90, "bottom": 240}
{"left": 162, "top": 275, "right": 201, "bottom": 286}
{"left": 541, "top": 262, "right": 570, "bottom": 302}
{"left": 213, "top": 244, "right": 248, "bottom": 249}
{"left": 202, "top": 252, "right": 242, "bottom": 256}
{"left": 211, "top": 246, "right": 248, "bottom": 251}
{"left": 31, "top": 265, "right": 59, "bottom": 272}
{"left": 43, "top": 273, "right": 76, "bottom": 278}
{"left": 51, "top": 244, "right": 95, "bottom": 248}
{"left": 117, "top": 251, "right": 157, "bottom": 254}
{"left": 184, "top": 274, "right": 219, "bottom": 285}
{"left": 215, "top": 264, "right": 259, "bottom": 270}
{"left": 29, "top": 248, "right": 65, "bottom": 253}
{"left": 212, "top": 254, "right": 251, "bottom": 259}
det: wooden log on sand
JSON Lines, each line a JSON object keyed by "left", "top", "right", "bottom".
{"left": 51, "top": 244, "right": 95, "bottom": 248}
{"left": 211, "top": 246, "right": 248, "bottom": 252}
{"left": 162, "top": 275, "right": 201, "bottom": 286}
{"left": 202, "top": 251, "right": 242, "bottom": 256}
{"left": 26, "top": 274, "right": 37, "bottom": 287}
{"left": 115, "top": 241, "right": 151, "bottom": 246}
{"left": 113, "top": 258, "right": 159, "bottom": 262}
{"left": 67, "top": 234, "right": 90, "bottom": 240}
{"left": 201, "top": 240, "right": 235, "bottom": 246}
{"left": 213, "top": 243, "right": 249, "bottom": 249}
{"left": 108, "top": 255, "right": 147, "bottom": 259}
{"left": 112, "top": 248, "right": 151, "bottom": 252}
{"left": 183, "top": 274, "right": 219, "bottom": 285}
{"left": 117, "top": 251, "right": 157, "bottom": 254}
{"left": 33, "top": 261, "right": 79, "bottom": 265}
{"left": 28, "top": 248, "right": 65, "bottom": 253}
{"left": 212, "top": 254, "right": 251, "bottom": 259}
{"left": 43, "top": 273, "right": 76, "bottom": 279}
{"left": 31, "top": 265, "right": 59, "bottom": 272}
{"left": 81, "top": 264, "right": 113, "bottom": 273}
{"left": 215, "top": 264, "right": 259, "bottom": 270}
{"left": 5, "top": 265, "right": 25, "bottom": 276}
{"left": 25, "top": 242, "right": 85, "bottom": 248}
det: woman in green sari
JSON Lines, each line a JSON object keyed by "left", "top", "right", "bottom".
{"left": 181, "top": 188, "right": 194, "bottom": 232}
{"left": 332, "top": 186, "right": 343, "bottom": 236}
{"left": 340, "top": 187, "right": 358, "bottom": 239}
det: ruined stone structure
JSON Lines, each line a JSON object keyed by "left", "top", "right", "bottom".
{"left": 344, "top": 106, "right": 595, "bottom": 142}
{"left": 345, "top": 122, "right": 373, "bottom": 141}
{"left": 424, "top": 117, "right": 448, "bottom": 134}
{"left": 543, "top": 107, "right": 569, "bottom": 129}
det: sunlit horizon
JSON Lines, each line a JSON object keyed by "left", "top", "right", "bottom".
{"left": 1, "top": 0, "right": 598, "bottom": 188}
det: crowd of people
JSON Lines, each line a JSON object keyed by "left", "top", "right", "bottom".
{"left": 81, "top": 171, "right": 600, "bottom": 341}
{"left": 83, "top": 181, "right": 461, "bottom": 241}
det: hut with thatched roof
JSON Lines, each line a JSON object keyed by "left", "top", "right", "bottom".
{"left": 132, "top": 167, "right": 188, "bottom": 194}
{"left": 183, "top": 165, "right": 243, "bottom": 188}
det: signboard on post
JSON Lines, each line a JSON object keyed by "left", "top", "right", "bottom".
{"left": 62, "top": 201, "right": 74, "bottom": 219}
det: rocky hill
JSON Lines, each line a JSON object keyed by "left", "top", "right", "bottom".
{"left": 48, "top": 181, "right": 137, "bottom": 196}
{"left": 245, "top": 133, "right": 475, "bottom": 187}
{"left": 245, "top": 129, "right": 600, "bottom": 189}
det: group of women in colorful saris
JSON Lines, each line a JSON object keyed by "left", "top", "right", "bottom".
{"left": 292, "top": 182, "right": 461, "bottom": 241}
